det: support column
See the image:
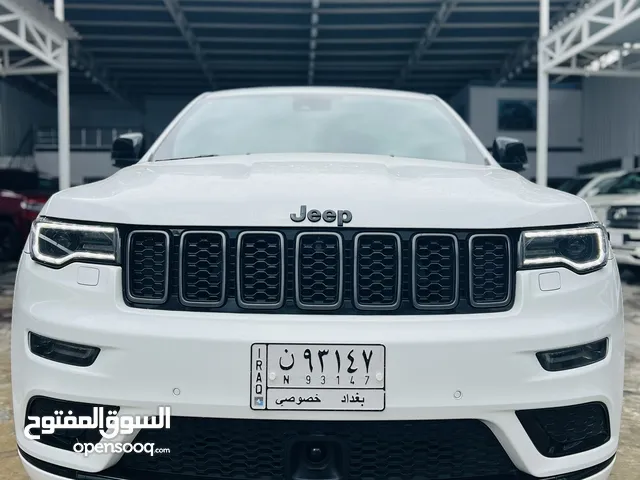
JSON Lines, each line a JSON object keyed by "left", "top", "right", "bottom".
{"left": 55, "top": 0, "right": 71, "bottom": 190}
{"left": 536, "top": 0, "right": 550, "bottom": 186}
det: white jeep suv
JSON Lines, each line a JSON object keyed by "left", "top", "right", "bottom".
{"left": 12, "top": 87, "right": 623, "bottom": 480}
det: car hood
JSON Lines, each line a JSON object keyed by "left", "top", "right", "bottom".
{"left": 41, "top": 154, "right": 595, "bottom": 229}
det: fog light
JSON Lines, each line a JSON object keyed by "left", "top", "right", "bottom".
{"left": 29, "top": 332, "right": 100, "bottom": 367}
{"left": 537, "top": 338, "right": 607, "bottom": 372}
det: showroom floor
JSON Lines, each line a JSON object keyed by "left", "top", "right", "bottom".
{"left": 0, "top": 263, "right": 638, "bottom": 479}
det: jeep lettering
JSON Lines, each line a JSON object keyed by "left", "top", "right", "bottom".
{"left": 290, "top": 204, "right": 352, "bottom": 226}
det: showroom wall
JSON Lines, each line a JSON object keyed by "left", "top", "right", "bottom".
{"left": 31, "top": 95, "right": 198, "bottom": 185}
{"left": 11, "top": 84, "right": 588, "bottom": 185}
{"left": 582, "top": 77, "right": 640, "bottom": 164}
{"left": 36, "top": 151, "right": 112, "bottom": 185}
{"left": 0, "top": 81, "right": 55, "bottom": 158}
{"left": 31, "top": 86, "right": 586, "bottom": 184}
{"left": 465, "top": 85, "right": 584, "bottom": 179}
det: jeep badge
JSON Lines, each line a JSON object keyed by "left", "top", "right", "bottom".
{"left": 290, "top": 205, "right": 352, "bottom": 226}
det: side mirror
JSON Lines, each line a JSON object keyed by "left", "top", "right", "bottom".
{"left": 111, "top": 132, "right": 146, "bottom": 168}
{"left": 492, "top": 136, "right": 528, "bottom": 173}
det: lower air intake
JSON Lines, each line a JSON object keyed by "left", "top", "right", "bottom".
{"left": 109, "top": 418, "right": 519, "bottom": 480}
{"left": 517, "top": 402, "right": 611, "bottom": 457}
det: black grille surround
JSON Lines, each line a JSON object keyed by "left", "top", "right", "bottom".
{"left": 125, "top": 230, "right": 170, "bottom": 304}
{"left": 122, "top": 227, "right": 519, "bottom": 315}
{"left": 179, "top": 231, "right": 226, "bottom": 307}
{"left": 469, "top": 234, "right": 512, "bottom": 307}
{"left": 295, "top": 232, "right": 343, "bottom": 309}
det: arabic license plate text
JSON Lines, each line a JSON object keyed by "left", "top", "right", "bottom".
{"left": 250, "top": 343, "right": 386, "bottom": 411}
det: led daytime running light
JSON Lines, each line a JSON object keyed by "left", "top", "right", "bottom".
{"left": 32, "top": 220, "right": 118, "bottom": 266}
{"left": 519, "top": 224, "right": 608, "bottom": 272}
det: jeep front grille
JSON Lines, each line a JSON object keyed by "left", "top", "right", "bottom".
{"left": 179, "top": 231, "right": 226, "bottom": 307}
{"left": 354, "top": 233, "right": 401, "bottom": 310}
{"left": 295, "top": 232, "right": 343, "bottom": 309}
{"left": 123, "top": 228, "right": 516, "bottom": 315}
{"left": 125, "top": 231, "right": 170, "bottom": 304}
{"left": 469, "top": 234, "right": 511, "bottom": 307}
{"left": 237, "top": 232, "right": 285, "bottom": 309}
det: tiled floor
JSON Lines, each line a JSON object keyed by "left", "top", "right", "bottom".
{"left": 0, "top": 262, "right": 638, "bottom": 479}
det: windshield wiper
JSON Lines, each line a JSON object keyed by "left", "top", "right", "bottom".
{"left": 156, "top": 154, "right": 220, "bottom": 162}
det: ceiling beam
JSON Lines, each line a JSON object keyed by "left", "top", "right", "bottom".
{"left": 307, "top": 0, "right": 319, "bottom": 85}
{"left": 177, "top": 0, "right": 566, "bottom": 4}
{"left": 85, "top": 46, "right": 511, "bottom": 56}
{"left": 162, "top": 0, "right": 216, "bottom": 89}
{"left": 494, "top": 0, "right": 590, "bottom": 84}
{"left": 68, "top": 43, "right": 144, "bottom": 110}
{"left": 72, "top": 20, "right": 539, "bottom": 30}
{"left": 394, "top": 0, "right": 458, "bottom": 87}
{"left": 66, "top": 2, "right": 562, "bottom": 13}
{"left": 79, "top": 35, "right": 531, "bottom": 45}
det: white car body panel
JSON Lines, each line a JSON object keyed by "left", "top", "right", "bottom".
{"left": 12, "top": 87, "right": 623, "bottom": 480}
{"left": 41, "top": 154, "right": 595, "bottom": 229}
{"left": 12, "top": 258, "right": 624, "bottom": 479}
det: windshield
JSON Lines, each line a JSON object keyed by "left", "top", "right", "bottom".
{"left": 557, "top": 177, "right": 591, "bottom": 194}
{"left": 151, "top": 91, "right": 487, "bottom": 165}
{"left": 599, "top": 172, "right": 640, "bottom": 195}
{"left": 592, "top": 175, "right": 621, "bottom": 194}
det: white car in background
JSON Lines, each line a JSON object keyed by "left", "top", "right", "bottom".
{"left": 586, "top": 169, "right": 640, "bottom": 223}
{"left": 601, "top": 198, "right": 640, "bottom": 274}
{"left": 558, "top": 170, "right": 625, "bottom": 199}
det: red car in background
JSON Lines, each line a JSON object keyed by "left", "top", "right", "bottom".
{"left": 0, "top": 169, "right": 55, "bottom": 261}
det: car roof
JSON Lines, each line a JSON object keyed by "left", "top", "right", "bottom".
{"left": 203, "top": 86, "right": 440, "bottom": 102}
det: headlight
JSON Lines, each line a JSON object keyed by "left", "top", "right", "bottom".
{"left": 518, "top": 223, "right": 608, "bottom": 273}
{"left": 30, "top": 218, "right": 119, "bottom": 267}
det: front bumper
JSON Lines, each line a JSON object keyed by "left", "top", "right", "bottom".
{"left": 12, "top": 254, "right": 625, "bottom": 479}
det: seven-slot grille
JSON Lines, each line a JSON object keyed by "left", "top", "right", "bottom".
{"left": 124, "top": 229, "right": 515, "bottom": 314}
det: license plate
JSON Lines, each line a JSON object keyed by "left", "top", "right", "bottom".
{"left": 250, "top": 343, "right": 386, "bottom": 411}
{"left": 609, "top": 232, "right": 623, "bottom": 247}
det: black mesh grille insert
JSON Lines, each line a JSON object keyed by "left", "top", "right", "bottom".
{"left": 469, "top": 235, "right": 511, "bottom": 306}
{"left": 413, "top": 234, "right": 458, "bottom": 308}
{"left": 110, "top": 418, "right": 518, "bottom": 480}
{"left": 127, "top": 231, "right": 169, "bottom": 303}
{"left": 180, "top": 232, "right": 225, "bottom": 306}
{"left": 238, "top": 232, "right": 284, "bottom": 307}
{"left": 517, "top": 402, "right": 611, "bottom": 458}
{"left": 354, "top": 233, "right": 401, "bottom": 309}
{"left": 296, "top": 233, "right": 342, "bottom": 308}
